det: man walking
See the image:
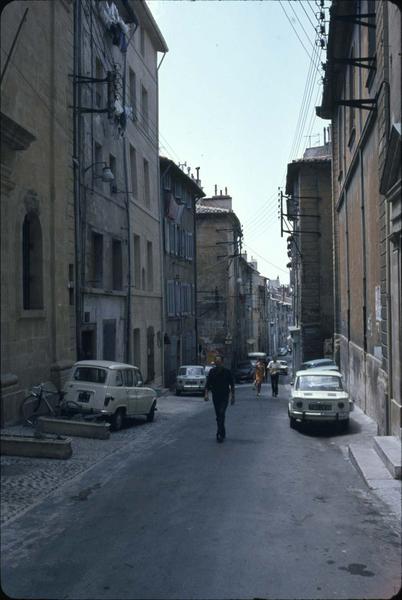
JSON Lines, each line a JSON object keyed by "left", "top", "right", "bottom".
{"left": 204, "top": 355, "right": 235, "bottom": 443}
{"left": 268, "top": 355, "right": 281, "bottom": 397}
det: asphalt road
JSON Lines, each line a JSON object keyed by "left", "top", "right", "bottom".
{"left": 1, "top": 381, "right": 401, "bottom": 600}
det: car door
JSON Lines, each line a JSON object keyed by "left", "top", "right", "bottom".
{"left": 134, "top": 368, "right": 151, "bottom": 413}
{"left": 111, "top": 369, "right": 125, "bottom": 413}
{"left": 123, "top": 369, "right": 137, "bottom": 415}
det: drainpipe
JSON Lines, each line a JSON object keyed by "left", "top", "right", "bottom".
{"left": 73, "top": 0, "right": 82, "bottom": 360}
{"left": 121, "top": 23, "right": 138, "bottom": 363}
{"left": 359, "top": 148, "right": 368, "bottom": 419}
{"left": 383, "top": 1, "right": 392, "bottom": 434}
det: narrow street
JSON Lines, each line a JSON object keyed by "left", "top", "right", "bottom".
{"left": 1, "top": 382, "right": 400, "bottom": 600}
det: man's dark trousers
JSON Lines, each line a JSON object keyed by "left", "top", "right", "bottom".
{"left": 212, "top": 395, "right": 229, "bottom": 438}
{"left": 271, "top": 374, "right": 279, "bottom": 396}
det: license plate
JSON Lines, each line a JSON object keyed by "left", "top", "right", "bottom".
{"left": 309, "top": 403, "right": 332, "bottom": 410}
{"left": 78, "top": 391, "right": 91, "bottom": 402}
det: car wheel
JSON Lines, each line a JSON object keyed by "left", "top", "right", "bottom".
{"left": 289, "top": 416, "right": 297, "bottom": 429}
{"left": 175, "top": 389, "right": 181, "bottom": 396}
{"left": 146, "top": 401, "right": 156, "bottom": 423}
{"left": 111, "top": 408, "right": 124, "bottom": 431}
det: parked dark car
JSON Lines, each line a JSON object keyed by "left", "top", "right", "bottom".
{"left": 234, "top": 361, "right": 255, "bottom": 383}
{"left": 299, "top": 358, "right": 338, "bottom": 371}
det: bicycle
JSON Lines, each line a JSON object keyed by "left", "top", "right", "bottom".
{"left": 21, "top": 383, "right": 100, "bottom": 426}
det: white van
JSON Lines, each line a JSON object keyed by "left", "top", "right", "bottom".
{"left": 63, "top": 360, "right": 157, "bottom": 430}
{"left": 247, "top": 352, "right": 268, "bottom": 367}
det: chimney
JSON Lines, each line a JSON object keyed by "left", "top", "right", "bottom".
{"left": 225, "top": 187, "right": 227, "bottom": 195}
{"left": 214, "top": 184, "right": 217, "bottom": 196}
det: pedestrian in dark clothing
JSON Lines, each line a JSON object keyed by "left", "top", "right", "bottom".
{"left": 204, "top": 355, "right": 235, "bottom": 443}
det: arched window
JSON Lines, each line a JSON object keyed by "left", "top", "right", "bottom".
{"left": 22, "top": 212, "right": 43, "bottom": 309}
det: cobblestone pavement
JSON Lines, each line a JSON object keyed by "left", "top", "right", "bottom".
{"left": 1, "top": 394, "right": 205, "bottom": 526}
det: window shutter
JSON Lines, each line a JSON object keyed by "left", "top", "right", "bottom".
{"left": 188, "top": 232, "right": 193, "bottom": 261}
{"left": 164, "top": 219, "right": 169, "bottom": 254}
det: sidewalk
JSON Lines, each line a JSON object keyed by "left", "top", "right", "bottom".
{"left": 332, "top": 404, "right": 401, "bottom": 522}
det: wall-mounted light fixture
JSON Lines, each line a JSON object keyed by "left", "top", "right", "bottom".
{"left": 84, "top": 161, "right": 114, "bottom": 183}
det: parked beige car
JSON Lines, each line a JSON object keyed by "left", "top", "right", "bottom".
{"left": 288, "top": 369, "right": 353, "bottom": 430}
{"left": 175, "top": 365, "right": 206, "bottom": 395}
{"left": 63, "top": 360, "right": 157, "bottom": 430}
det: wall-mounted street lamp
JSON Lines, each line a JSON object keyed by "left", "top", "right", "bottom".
{"left": 84, "top": 161, "right": 115, "bottom": 183}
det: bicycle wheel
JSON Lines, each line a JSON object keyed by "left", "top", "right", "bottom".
{"left": 21, "top": 393, "right": 41, "bottom": 425}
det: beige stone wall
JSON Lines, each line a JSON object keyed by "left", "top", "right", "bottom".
{"left": 125, "top": 8, "right": 163, "bottom": 385}
{"left": 1, "top": 1, "right": 75, "bottom": 424}
{"left": 328, "top": 1, "right": 401, "bottom": 435}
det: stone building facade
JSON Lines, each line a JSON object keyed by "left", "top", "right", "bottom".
{"left": 196, "top": 192, "right": 243, "bottom": 369}
{"left": 125, "top": 2, "right": 167, "bottom": 384}
{"left": 285, "top": 144, "right": 334, "bottom": 372}
{"left": 74, "top": 0, "right": 167, "bottom": 384}
{"left": 160, "top": 157, "right": 204, "bottom": 386}
{"left": 317, "top": 0, "right": 401, "bottom": 436}
{"left": 1, "top": 0, "right": 75, "bottom": 424}
{"left": 267, "top": 278, "right": 292, "bottom": 358}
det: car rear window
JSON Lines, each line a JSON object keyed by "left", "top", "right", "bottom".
{"left": 73, "top": 367, "right": 107, "bottom": 384}
{"left": 297, "top": 375, "right": 343, "bottom": 391}
{"left": 180, "top": 367, "right": 204, "bottom": 376}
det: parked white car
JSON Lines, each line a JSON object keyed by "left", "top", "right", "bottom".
{"left": 63, "top": 360, "right": 157, "bottom": 430}
{"left": 175, "top": 365, "right": 206, "bottom": 396}
{"left": 288, "top": 369, "right": 353, "bottom": 430}
{"left": 278, "top": 360, "right": 288, "bottom": 375}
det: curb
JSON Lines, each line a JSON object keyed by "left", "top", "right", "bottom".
{"left": 36, "top": 417, "right": 110, "bottom": 439}
{"left": 1, "top": 433, "right": 72, "bottom": 460}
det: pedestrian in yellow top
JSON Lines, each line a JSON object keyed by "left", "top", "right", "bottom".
{"left": 254, "top": 359, "right": 266, "bottom": 397}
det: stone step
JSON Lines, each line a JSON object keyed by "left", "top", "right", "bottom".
{"left": 374, "top": 436, "right": 402, "bottom": 480}
{"left": 0, "top": 433, "right": 72, "bottom": 459}
{"left": 348, "top": 445, "right": 394, "bottom": 489}
{"left": 36, "top": 417, "right": 110, "bottom": 439}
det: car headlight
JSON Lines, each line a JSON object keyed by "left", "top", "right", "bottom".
{"left": 295, "top": 401, "right": 303, "bottom": 408}
{"left": 338, "top": 402, "right": 345, "bottom": 409}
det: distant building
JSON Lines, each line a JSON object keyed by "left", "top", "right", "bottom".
{"left": 196, "top": 190, "right": 242, "bottom": 368}
{"left": 285, "top": 143, "right": 334, "bottom": 371}
{"left": 267, "top": 278, "right": 292, "bottom": 357}
{"left": 160, "top": 157, "right": 205, "bottom": 386}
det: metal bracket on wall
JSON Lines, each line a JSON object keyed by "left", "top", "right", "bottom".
{"left": 333, "top": 57, "right": 376, "bottom": 70}
{"left": 332, "top": 13, "right": 376, "bottom": 28}
{"left": 335, "top": 98, "right": 377, "bottom": 111}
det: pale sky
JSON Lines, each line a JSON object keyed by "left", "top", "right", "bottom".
{"left": 148, "top": 0, "right": 329, "bottom": 282}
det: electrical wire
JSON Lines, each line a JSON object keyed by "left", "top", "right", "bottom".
{"left": 288, "top": 44, "right": 322, "bottom": 160}
{"left": 298, "top": 0, "right": 316, "bottom": 30}
{"left": 308, "top": 1, "right": 318, "bottom": 19}
{"left": 287, "top": 1, "right": 316, "bottom": 53}
{"left": 279, "top": 0, "right": 319, "bottom": 71}
{"left": 242, "top": 242, "right": 288, "bottom": 274}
